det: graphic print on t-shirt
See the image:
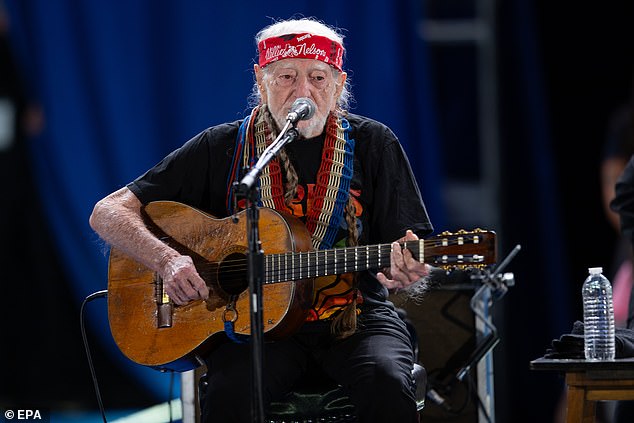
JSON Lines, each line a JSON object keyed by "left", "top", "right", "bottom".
{"left": 287, "top": 182, "right": 365, "bottom": 321}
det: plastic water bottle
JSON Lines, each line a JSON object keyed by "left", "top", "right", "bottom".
{"left": 582, "top": 267, "right": 615, "bottom": 360}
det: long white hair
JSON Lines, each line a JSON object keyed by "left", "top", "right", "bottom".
{"left": 250, "top": 17, "right": 352, "bottom": 111}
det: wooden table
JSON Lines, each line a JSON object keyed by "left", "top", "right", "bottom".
{"left": 530, "top": 357, "right": 634, "bottom": 423}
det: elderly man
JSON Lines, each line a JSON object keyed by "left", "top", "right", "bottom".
{"left": 90, "top": 17, "right": 432, "bottom": 422}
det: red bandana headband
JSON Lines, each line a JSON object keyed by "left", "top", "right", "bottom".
{"left": 258, "top": 33, "right": 344, "bottom": 72}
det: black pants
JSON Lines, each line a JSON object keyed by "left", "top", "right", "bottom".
{"left": 201, "top": 305, "right": 419, "bottom": 423}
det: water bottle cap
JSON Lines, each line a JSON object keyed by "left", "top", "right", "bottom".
{"left": 588, "top": 267, "right": 603, "bottom": 274}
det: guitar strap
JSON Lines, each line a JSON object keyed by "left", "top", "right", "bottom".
{"left": 225, "top": 106, "right": 359, "bottom": 338}
{"left": 222, "top": 296, "right": 249, "bottom": 344}
{"left": 226, "top": 105, "right": 354, "bottom": 251}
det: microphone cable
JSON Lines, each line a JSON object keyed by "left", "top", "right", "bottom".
{"left": 80, "top": 289, "right": 109, "bottom": 423}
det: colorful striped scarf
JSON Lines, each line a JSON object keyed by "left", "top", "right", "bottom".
{"left": 226, "top": 106, "right": 354, "bottom": 251}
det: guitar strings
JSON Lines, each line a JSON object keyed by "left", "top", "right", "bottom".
{"left": 192, "top": 237, "right": 486, "bottom": 273}
{"left": 193, "top": 237, "right": 484, "bottom": 267}
{"left": 110, "top": 237, "right": 491, "bottom": 292}
{"left": 109, "top": 236, "right": 493, "bottom": 300}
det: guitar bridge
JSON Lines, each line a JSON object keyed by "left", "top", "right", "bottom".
{"left": 155, "top": 273, "right": 173, "bottom": 328}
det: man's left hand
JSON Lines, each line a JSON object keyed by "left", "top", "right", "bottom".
{"left": 376, "top": 230, "right": 429, "bottom": 290}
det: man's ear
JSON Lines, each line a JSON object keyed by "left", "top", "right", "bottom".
{"left": 334, "top": 71, "right": 347, "bottom": 106}
{"left": 254, "top": 64, "right": 267, "bottom": 103}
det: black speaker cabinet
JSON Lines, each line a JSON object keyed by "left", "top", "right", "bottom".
{"left": 391, "top": 277, "right": 480, "bottom": 423}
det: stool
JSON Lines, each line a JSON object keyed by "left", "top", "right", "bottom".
{"left": 198, "top": 308, "right": 426, "bottom": 422}
{"left": 266, "top": 363, "right": 426, "bottom": 423}
{"left": 198, "top": 363, "right": 426, "bottom": 422}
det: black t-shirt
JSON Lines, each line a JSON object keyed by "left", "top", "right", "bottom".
{"left": 128, "top": 113, "right": 433, "bottom": 309}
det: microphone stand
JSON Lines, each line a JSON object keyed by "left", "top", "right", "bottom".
{"left": 426, "top": 245, "right": 521, "bottom": 414}
{"left": 455, "top": 245, "right": 520, "bottom": 382}
{"left": 235, "top": 119, "right": 300, "bottom": 423}
{"left": 238, "top": 120, "right": 298, "bottom": 192}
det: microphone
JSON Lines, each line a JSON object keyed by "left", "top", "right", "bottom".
{"left": 238, "top": 100, "right": 308, "bottom": 193}
{"left": 286, "top": 97, "right": 316, "bottom": 124}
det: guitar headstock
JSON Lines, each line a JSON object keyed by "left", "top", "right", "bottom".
{"left": 424, "top": 229, "right": 497, "bottom": 270}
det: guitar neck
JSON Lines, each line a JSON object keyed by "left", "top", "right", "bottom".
{"left": 264, "top": 241, "right": 422, "bottom": 284}
{"left": 262, "top": 229, "right": 496, "bottom": 284}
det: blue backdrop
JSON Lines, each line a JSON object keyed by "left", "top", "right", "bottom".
{"left": 7, "top": 1, "right": 603, "bottom": 421}
{"left": 5, "top": 0, "right": 445, "bottom": 401}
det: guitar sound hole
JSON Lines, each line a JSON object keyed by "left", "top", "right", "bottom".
{"left": 217, "top": 252, "right": 248, "bottom": 296}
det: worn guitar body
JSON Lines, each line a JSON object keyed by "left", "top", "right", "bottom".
{"left": 107, "top": 201, "right": 496, "bottom": 371}
{"left": 107, "top": 201, "right": 313, "bottom": 371}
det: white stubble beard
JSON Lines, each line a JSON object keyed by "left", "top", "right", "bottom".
{"left": 273, "top": 112, "right": 328, "bottom": 140}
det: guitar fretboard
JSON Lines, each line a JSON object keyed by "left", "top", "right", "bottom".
{"left": 263, "top": 241, "right": 423, "bottom": 283}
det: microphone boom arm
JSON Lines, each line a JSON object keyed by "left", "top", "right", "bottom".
{"left": 237, "top": 120, "right": 298, "bottom": 194}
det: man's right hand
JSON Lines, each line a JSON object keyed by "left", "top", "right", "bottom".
{"left": 161, "top": 255, "right": 210, "bottom": 305}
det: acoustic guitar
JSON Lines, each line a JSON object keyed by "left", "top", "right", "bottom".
{"left": 107, "top": 201, "right": 497, "bottom": 371}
